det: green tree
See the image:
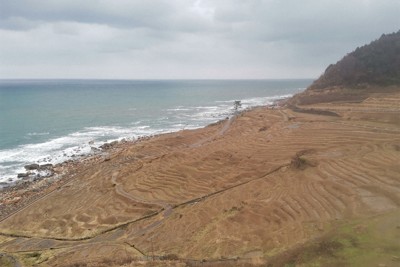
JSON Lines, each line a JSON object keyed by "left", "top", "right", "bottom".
{"left": 233, "top": 100, "right": 242, "bottom": 114}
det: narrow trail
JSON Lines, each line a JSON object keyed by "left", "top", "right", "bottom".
{"left": 331, "top": 121, "right": 400, "bottom": 133}
{"left": 278, "top": 109, "right": 290, "bottom": 121}
{"left": 111, "top": 170, "right": 173, "bottom": 236}
{"left": 190, "top": 115, "right": 235, "bottom": 148}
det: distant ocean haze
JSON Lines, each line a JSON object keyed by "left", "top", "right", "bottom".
{"left": 0, "top": 79, "right": 312, "bottom": 184}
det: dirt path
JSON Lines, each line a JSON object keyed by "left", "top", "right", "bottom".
{"left": 190, "top": 115, "right": 235, "bottom": 148}
{"left": 111, "top": 170, "right": 173, "bottom": 235}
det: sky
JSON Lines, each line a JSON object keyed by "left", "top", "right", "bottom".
{"left": 0, "top": 0, "right": 399, "bottom": 79}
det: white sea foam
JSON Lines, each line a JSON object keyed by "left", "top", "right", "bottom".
{"left": 240, "top": 94, "right": 293, "bottom": 107}
{"left": 167, "top": 108, "right": 191, "bottom": 111}
{"left": 0, "top": 125, "right": 152, "bottom": 183}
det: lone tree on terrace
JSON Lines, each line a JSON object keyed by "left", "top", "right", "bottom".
{"left": 233, "top": 100, "right": 242, "bottom": 114}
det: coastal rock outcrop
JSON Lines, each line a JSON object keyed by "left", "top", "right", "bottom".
{"left": 17, "top": 173, "right": 30, "bottom": 178}
{"left": 39, "top": 164, "right": 53, "bottom": 170}
{"left": 24, "top": 164, "right": 39, "bottom": 170}
{"left": 24, "top": 163, "right": 54, "bottom": 172}
{"left": 100, "top": 141, "right": 118, "bottom": 150}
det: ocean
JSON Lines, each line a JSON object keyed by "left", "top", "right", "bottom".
{"left": 0, "top": 79, "right": 312, "bottom": 185}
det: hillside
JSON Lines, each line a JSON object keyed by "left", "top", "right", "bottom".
{"left": 310, "top": 30, "right": 400, "bottom": 90}
{"left": 289, "top": 31, "right": 400, "bottom": 106}
{"left": 0, "top": 34, "right": 399, "bottom": 266}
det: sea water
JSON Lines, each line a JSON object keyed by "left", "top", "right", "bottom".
{"left": 0, "top": 79, "right": 312, "bottom": 185}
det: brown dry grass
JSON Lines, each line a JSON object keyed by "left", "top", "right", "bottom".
{"left": 0, "top": 87, "right": 399, "bottom": 266}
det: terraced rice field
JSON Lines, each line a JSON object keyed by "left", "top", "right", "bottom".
{"left": 0, "top": 89, "right": 399, "bottom": 266}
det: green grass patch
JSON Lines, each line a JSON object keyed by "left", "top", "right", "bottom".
{"left": 19, "top": 250, "right": 52, "bottom": 266}
{"left": 290, "top": 211, "right": 400, "bottom": 266}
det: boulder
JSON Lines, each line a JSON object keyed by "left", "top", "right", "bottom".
{"left": 100, "top": 141, "right": 118, "bottom": 150}
{"left": 91, "top": 146, "right": 101, "bottom": 152}
{"left": 17, "top": 173, "right": 30, "bottom": 178}
{"left": 39, "top": 164, "right": 53, "bottom": 170}
{"left": 24, "top": 164, "right": 39, "bottom": 170}
{"left": 0, "top": 182, "right": 9, "bottom": 188}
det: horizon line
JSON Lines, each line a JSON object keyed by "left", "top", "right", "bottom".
{"left": 0, "top": 77, "right": 315, "bottom": 81}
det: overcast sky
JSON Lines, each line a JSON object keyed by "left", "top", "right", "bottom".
{"left": 0, "top": 0, "right": 399, "bottom": 79}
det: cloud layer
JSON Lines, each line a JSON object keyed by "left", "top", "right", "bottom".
{"left": 1, "top": 0, "right": 399, "bottom": 79}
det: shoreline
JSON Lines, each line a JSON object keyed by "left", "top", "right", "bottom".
{"left": 0, "top": 94, "right": 292, "bottom": 189}
{"left": 0, "top": 90, "right": 297, "bottom": 187}
{"left": 0, "top": 97, "right": 289, "bottom": 220}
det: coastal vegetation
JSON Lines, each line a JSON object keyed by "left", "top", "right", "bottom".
{"left": 310, "top": 30, "right": 400, "bottom": 89}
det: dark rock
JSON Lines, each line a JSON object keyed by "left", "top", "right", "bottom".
{"left": 100, "top": 143, "right": 109, "bottom": 149}
{"left": 39, "top": 164, "right": 53, "bottom": 170}
{"left": 90, "top": 146, "right": 101, "bottom": 152}
{"left": 0, "top": 182, "right": 9, "bottom": 188}
{"left": 24, "top": 164, "right": 39, "bottom": 170}
{"left": 18, "top": 173, "right": 30, "bottom": 178}
{"left": 100, "top": 141, "right": 118, "bottom": 150}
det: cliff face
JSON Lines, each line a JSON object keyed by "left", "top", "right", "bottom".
{"left": 309, "top": 30, "right": 400, "bottom": 90}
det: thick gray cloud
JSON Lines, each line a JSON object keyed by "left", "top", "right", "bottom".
{"left": 0, "top": 0, "right": 399, "bottom": 79}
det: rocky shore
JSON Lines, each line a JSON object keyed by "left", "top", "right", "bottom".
{"left": 0, "top": 138, "right": 120, "bottom": 219}
{"left": 0, "top": 129, "right": 192, "bottom": 222}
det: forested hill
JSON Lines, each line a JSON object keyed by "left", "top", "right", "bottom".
{"left": 309, "top": 30, "right": 400, "bottom": 90}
